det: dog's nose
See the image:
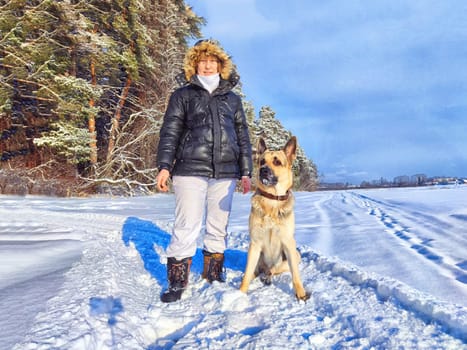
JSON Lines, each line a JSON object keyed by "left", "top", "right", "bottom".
{"left": 260, "top": 166, "right": 271, "bottom": 178}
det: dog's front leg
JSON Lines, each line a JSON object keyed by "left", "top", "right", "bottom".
{"left": 240, "top": 242, "right": 261, "bottom": 293}
{"left": 283, "top": 243, "right": 309, "bottom": 301}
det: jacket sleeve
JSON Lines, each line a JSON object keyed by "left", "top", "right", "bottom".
{"left": 234, "top": 95, "right": 253, "bottom": 177}
{"left": 156, "top": 89, "right": 186, "bottom": 171}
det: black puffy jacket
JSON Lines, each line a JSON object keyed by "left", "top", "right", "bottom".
{"left": 156, "top": 75, "right": 252, "bottom": 179}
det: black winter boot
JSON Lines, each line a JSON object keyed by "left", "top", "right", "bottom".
{"left": 202, "top": 250, "right": 225, "bottom": 283}
{"left": 160, "top": 257, "right": 192, "bottom": 303}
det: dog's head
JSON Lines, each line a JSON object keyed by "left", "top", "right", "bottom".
{"left": 255, "top": 136, "right": 297, "bottom": 193}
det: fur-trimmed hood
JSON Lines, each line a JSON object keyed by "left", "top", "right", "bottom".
{"left": 183, "top": 39, "right": 234, "bottom": 82}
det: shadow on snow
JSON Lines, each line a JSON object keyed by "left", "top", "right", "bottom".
{"left": 121, "top": 216, "right": 247, "bottom": 287}
{"left": 88, "top": 217, "right": 247, "bottom": 349}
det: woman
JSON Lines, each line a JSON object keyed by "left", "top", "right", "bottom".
{"left": 156, "top": 39, "right": 252, "bottom": 303}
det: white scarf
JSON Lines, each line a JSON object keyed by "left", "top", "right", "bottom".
{"left": 197, "top": 73, "right": 220, "bottom": 93}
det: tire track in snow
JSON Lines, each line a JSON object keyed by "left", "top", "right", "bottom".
{"left": 300, "top": 249, "right": 467, "bottom": 344}
{"left": 350, "top": 192, "right": 467, "bottom": 285}
{"left": 357, "top": 192, "right": 465, "bottom": 246}
{"left": 307, "top": 192, "right": 334, "bottom": 254}
{"left": 309, "top": 191, "right": 427, "bottom": 285}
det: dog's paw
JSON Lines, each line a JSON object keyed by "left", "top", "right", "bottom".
{"left": 296, "top": 290, "right": 311, "bottom": 302}
{"left": 259, "top": 272, "right": 272, "bottom": 286}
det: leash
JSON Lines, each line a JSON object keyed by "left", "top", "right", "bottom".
{"left": 256, "top": 188, "right": 291, "bottom": 201}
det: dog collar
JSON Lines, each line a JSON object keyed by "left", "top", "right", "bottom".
{"left": 256, "top": 188, "right": 291, "bottom": 201}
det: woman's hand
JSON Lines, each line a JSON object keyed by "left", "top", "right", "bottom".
{"left": 241, "top": 176, "right": 251, "bottom": 194}
{"left": 156, "top": 169, "right": 171, "bottom": 192}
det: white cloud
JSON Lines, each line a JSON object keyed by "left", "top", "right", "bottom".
{"left": 188, "top": 0, "right": 280, "bottom": 40}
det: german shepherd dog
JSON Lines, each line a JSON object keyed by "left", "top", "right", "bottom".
{"left": 240, "top": 136, "right": 309, "bottom": 301}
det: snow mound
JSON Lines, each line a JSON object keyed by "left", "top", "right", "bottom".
{"left": 302, "top": 249, "right": 467, "bottom": 341}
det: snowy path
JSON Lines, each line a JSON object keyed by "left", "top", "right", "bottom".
{"left": 1, "top": 188, "right": 466, "bottom": 349}
{"left": 294, "top": 189, "right": 467, "bottom": 307}
{"left": 352, "top": 191, "right": 467, "bottom": 284}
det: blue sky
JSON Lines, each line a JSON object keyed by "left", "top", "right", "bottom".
{"left": 186, "top": 0, "right": 467, "bottom": 184}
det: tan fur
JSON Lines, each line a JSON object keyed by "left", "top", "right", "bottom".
{"left": 240, "top": 136, "right": 309, "bottom": 301}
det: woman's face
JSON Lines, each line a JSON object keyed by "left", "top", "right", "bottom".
{"left": 197, "top": 54, "right": 219, "bottom": 76}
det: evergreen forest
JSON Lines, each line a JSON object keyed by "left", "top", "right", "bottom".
{"left": 0, "top": 0, "right": 317, "bottom": 196}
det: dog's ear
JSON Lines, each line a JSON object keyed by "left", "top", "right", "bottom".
{"left": 256, "top": 137, "right": 267, "bottom": 156}
{"left": 284, "top": 136, "right": 297, "bottom": 163}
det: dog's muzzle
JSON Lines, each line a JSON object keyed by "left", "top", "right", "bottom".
{"left": 259, "top": 166, "right": 278, "bottom": 186}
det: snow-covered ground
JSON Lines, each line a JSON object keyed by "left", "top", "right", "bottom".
{"left": 0, "top": 185, "right": 466, "bottom": 349}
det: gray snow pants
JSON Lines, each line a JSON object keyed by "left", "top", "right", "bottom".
{"left": 165, "top": 176, "right": 237, "bottom": 259}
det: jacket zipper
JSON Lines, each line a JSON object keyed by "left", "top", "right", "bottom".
{"left": 209, "top": 96, "right": 221, "bottom": 179}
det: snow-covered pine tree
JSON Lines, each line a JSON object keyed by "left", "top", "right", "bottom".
{"left": 76, "top": 0, "right": 204, "bottom": 194}
{"left": 232, "top": 78, "right": 257, "bottom": 143}
{"left": 0, "top": 0, "right": 205, "bottom": 195}
{"left": 0, "top": 0, "right": 100, "bottom": 174}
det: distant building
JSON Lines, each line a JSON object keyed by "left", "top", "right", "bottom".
{"left": 394, "top": 175, "right": 410, "bottom": 186}
{"left": 411, "top": 174, "right": 427, "bottom": 185}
